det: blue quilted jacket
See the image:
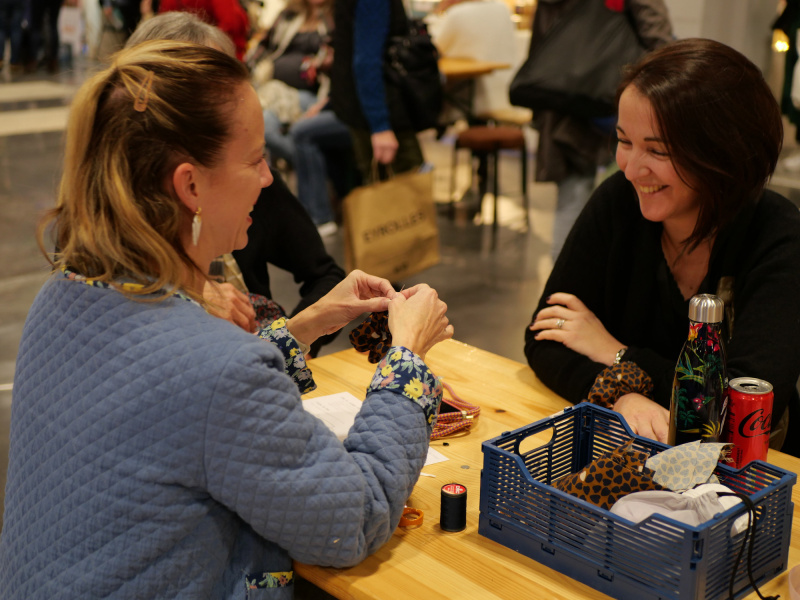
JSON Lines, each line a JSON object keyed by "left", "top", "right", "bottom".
{"left": 0, "top": 274, "right": 439, "bottom": 598}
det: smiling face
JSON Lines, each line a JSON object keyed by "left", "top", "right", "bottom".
{"left": 197, "top": 82, "right": 272, "bottom": 257}
{"left": 616, "top": 85, "right": 701, "bottom": 235}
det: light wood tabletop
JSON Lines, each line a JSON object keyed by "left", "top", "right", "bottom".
{"left": 296, "top": 339, "right": 800, "bottom": 600}
{"left": 438, "top": 56, "right": 511, "bottom": 81}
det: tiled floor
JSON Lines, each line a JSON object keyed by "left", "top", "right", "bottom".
{"left": 3, "top": 54, "right": 800, "bottom": 539}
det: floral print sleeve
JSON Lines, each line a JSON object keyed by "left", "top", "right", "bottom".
{"left": 368, "top": 346, "right": 443, "bottom": 430}
{"left": 258, "top": 317, "right": 316, "bottom": 395}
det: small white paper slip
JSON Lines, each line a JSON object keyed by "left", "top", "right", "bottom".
{"left": 425, "top": 446, "right": 448, "bottom": 466}
{"left": 302, "top": 392, "right": 363, "bottom": 441}
{"left": 303, "top": 392, "right": 449, "bottom": 467}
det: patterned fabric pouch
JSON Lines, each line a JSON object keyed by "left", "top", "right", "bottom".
{"left": 349, "top": 311, "right": 392, "bottom": 363}
{"left": 645, "top": 440, "right": 731, "bottom": 492}
{"left": 553, "top": 439, "right": 663, "bottom": 510}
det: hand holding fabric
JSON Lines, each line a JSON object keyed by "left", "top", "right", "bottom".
{"left": 388, "top": 284, "right": 454, "bottom": 360}
{"left": 203, "top": 280, "right": 257, "bottom": 333}
{"left": 529, "top": 292, "right": 623, "bottom": 366}
{"left": 288, "top": 270, "right": 396, "bottom": 346}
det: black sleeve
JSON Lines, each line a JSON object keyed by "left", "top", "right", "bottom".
{"left": 721, "top": 196, "right": 800, "bottom": 425}
{"left": 232, "top": 171, "right": 346, "bottom": 319}
{"left": 523, "top": 177, "right": 621, "bottom": 403}
{"left": 622, "top": 346, "right": 676, "bottom": 408}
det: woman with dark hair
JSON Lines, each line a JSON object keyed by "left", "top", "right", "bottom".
{"left": 525, "top": 38, "right": 800, "bottom": 454}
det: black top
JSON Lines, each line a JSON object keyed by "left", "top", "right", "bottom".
{"left": 524, "top": 171, "right": 800, "bottom": 454}
{"left": 272, "top": 31, "right": 325, "bottom": 92}
{"left": 232, "top": 172, "right": 346, "bottom": 351}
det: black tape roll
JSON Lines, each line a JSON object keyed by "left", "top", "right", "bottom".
{"left": 440, "top": 483, "right": 467, "bottom": 532}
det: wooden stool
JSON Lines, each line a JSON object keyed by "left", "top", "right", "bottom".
{"left": 450, "top": 125, "right": 530, "bottom": 240}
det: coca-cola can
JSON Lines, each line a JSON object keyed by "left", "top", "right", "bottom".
{"left": 722, "top": 377, "right": 774, "bottom": 468}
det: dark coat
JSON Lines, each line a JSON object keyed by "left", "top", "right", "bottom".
{"left": 530, "top": 0, "right": 674, "bottom": 182}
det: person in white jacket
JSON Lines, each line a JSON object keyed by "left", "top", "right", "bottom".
{"left": 427, "top": 0, "right": 523, "bottom": 116}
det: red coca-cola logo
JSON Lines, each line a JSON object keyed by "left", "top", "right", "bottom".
{"left": 737, "top": 408, "right": 772, "bottom": 438}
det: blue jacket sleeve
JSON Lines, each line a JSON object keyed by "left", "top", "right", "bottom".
{"left": 202, "top": 339, "right": 441, "bottom": 567}
{"left": 353, "top": 0, "right": 392, "bottom": 133}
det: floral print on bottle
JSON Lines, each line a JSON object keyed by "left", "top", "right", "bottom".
{"left": 669, "top": 320, "right": 728, "bottom": 445}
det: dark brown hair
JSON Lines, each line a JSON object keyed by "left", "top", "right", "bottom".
{"left": 618, "top": 38, "right": 783, "bottom": 250}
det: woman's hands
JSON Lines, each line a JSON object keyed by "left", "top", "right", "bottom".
{"left": 529, "top": 293, "right": 669, "bottom": 441}
{"left": 529, "top": 292, "right": 622, "bottom": 366}
{"left": 388, "top": 284, "right": 454, "bottom": 360}
{"left": 288, "top": 273, "right": 453, "bottom": 360}
{"left": 204, "top": 280, "right": 257, "bottom": 333}
{"left": 287, "top": 270, "right": 397, "bottom": 347}
{"left": 613, "top": 393, "right": 670, "bottom": 442}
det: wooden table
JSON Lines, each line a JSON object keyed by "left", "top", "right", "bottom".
{"left": 296, "top": 339, "right": 800, "bottom": 600}
{"left": 436, "top": 57, "right": 511, "bottom": 123}
{"left": 438, "top": 56, "right": 511, "bottom": 82}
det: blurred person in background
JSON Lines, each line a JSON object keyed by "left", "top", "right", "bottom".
{"left": 330, "top": 0, "right": 424, "bottom": 181}
{"left": 28, "top": 0, "right": 63, "bottom": 72}
{"left": 159, "top": 0, "right": 249, "bottom": 59}
{"left": 248, "top": 0, "right": 355, "bottom": 235}
{"left": 0, "top": 0, "right": 24, "bottom": 73}
{"left": 530, "top": 0, "right": 673, "bottom": 261}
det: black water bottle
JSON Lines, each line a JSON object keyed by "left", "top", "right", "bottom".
{"left": 668, "top": 294, "right": 728, "bottom": 445}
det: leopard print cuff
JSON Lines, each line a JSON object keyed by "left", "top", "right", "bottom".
{"left": 586, "top": 361, "right": 653, "bottom": 409}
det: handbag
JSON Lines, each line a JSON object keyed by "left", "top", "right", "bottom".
{"left": 384, "top": 18, "right": 443, "bottom": 132}
{"left": 509, "top": 0, "right": 645, "bottom": 119}
{"left": 342, "top": 166, "right": 440, "bottom": 281}
{"left": 256, "top": 79, "right": 302, "bottom": 125}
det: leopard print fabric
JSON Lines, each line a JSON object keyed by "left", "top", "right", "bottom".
{"left": 587, "top": 361, "right": 654, "bottom": 409}
{"left": 553, "top": 439, "right": 662, "bottom": 510}
{"left": 349, "top": 311, "right": 392, "bottom": 364}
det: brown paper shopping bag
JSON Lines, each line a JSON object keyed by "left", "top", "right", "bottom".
{"left": 342, "top": 168, "right": 440, "bottom": 281}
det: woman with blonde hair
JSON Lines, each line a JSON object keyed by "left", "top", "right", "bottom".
{"left": 127, "top": 11, "right": 348, "bottom": 354}
{"left": 0, "top": 40, "right": 453, "bottom": 598}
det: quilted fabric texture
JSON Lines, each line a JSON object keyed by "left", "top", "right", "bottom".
{"left": 0, "top": 275, "right": 441, "bottom": 599}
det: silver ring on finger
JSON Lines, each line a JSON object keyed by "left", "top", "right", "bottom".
{"left": 556, "top": 318, "right": 565, "bottom": 329}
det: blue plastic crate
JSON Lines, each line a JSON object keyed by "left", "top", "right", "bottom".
{"left": 479, "top": 403, "right": 796, "bottom": 600}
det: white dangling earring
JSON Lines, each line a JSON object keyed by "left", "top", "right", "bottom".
{"left": 192, "top": 207, "right": 202, "bottom": 246}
